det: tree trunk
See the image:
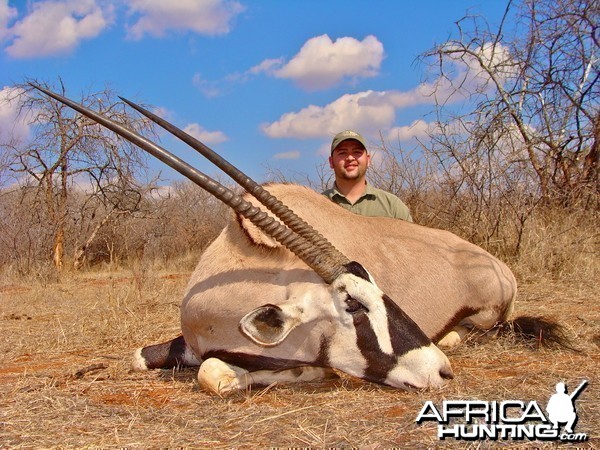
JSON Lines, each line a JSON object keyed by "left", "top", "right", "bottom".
{"left": 53, "top": 229, "right": 64, "bottom": 269}
{"left": 582, "top": 113, "right": 599, "bottom": 196}
{"left": 52, "top": 159, "right": 69, "bottom": 270}
{"left": 73, "top": 209, "right": 116, "bottom": 270}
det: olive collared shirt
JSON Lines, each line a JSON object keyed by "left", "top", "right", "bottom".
{"left": 322, "top": 184, "right": 413, "bottom": 222}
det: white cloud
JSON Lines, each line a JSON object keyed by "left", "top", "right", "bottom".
{"left": 194, "top": 34, "right": 383, "bottom": 96}
{"left": 248, "top": 58, "right": 283, "bottom": 75}
{"left": 386, "top": 119, "right": 433, "bottom": 141}
{"left": 262, "top": 41, "right": 512, "bottom": 142}
{"left": 252, "top": 34, "right": 384, "bottom": 91}
{"left": 428, "top": 41, "right": 515, "bottom": 105}
{"left": 192, "top": 73, "right": 224, "bottom": 98}
{"left": 273, "top": 150, "right": 300, "bottom": 160}
{"left": 143, "top": 105, "right": 228, "bottom": 144}
{"left": 0, "top": 0, "right": 17, "bottom": 41}
{"left": 150, "top": 105, "right": 172, "bottom": 120}
{"left": 149, "top": 184, "right": 174, "bottom": 200}
{"left": 261, "top": 88, "right": 429, "bottom": 140}
{"left": 183, "top": 123, "right": 228, "bottom": 144}
{"left": 126, "top": 0, "right": 245, "bottom": 40}
{"left": 4, "top": 0, "right": 111, "bottom": 59}
{"left": 458, "top": 42, "right": 513, "bottom": 80}
{"left": 0, "top": 86, "right": 31, "bottom": 144}
{"left": 358, "top": 84, "right": 436, "bottom": 109}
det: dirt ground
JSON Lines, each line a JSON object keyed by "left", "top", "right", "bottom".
{"left": 1, "top": 270, "right": 598, "bottom": 448}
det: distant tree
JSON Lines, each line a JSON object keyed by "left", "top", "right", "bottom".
{"left": 422, "top": 0, "right": 599, "bottom": 207}
{"left": 0, "top": 79, "right": 157, "bottom": 270}
{"left": 142, "top": 180, "right": 230, "bottom": 262}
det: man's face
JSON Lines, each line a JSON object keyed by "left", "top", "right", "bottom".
{"left": 329, "top": 139, "right": 370, "bottom": 181}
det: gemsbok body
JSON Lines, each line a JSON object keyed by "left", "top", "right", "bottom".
{"left": 33, "top": 84, "right": 539, "bottom": 396}
{"left": 154, "top": 183, "right": 516, "bottom": 394}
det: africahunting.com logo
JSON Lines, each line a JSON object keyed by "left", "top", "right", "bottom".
{"left": 416, "top": 380, "right": 589, "bottom": 442}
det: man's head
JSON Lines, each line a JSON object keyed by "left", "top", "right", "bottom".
{"left": 329, "top": 130, "right": 371, "bottom": 182}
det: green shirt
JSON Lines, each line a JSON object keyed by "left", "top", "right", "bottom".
{"left": 322, "top": 184, "right": 413, "bottom": 222}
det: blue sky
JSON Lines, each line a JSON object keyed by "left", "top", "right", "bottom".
{"left": 1, "top": 0, "right": 510, "bottom": 182}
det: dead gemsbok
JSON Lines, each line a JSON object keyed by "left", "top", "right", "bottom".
{"left": 32, "top": 84, "right": 565, "bottom": 395}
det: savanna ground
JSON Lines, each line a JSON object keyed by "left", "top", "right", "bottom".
{"left": 1, "top": 265, "right": 598, "bottom": 449}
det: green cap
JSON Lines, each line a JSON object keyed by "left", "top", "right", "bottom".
{"left": 330, "top": 130, "right": 367, "bottom": 154}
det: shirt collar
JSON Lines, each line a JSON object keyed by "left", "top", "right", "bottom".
{"left": 331, "top": 182, "right": 376, "bottom": 201}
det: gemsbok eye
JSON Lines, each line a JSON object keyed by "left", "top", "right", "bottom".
{"left": 345, "top": 296, "right": 368, "bottom": 314}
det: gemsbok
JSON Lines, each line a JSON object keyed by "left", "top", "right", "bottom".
{"left": 32, "top": 84, "right": 564, "bottom": 395}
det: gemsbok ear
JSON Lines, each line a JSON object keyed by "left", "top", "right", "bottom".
{"left": 239, "top": 304, "right": 301, "bottom": 347}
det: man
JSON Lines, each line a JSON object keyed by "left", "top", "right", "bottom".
{"left": 322, "top": 130, "right": 413, "bottom": 221}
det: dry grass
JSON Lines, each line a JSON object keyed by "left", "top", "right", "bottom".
{"left": 1, "top": 269, "right": 598, "bottom": 448}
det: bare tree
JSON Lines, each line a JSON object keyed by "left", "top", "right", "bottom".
{"left": 0, "top": 79, "right": 157, "bottom": 270}
{"left": 145, "top": 180, "right": 230, "bottom": 260}
{"left": 422, "top": 0, "right": 599, "bottom": 207}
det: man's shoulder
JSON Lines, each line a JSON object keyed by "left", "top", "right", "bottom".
{"left": 366, "top": 185, "right": 400, "bottom": 202}
{"left": 365, "top": 186, "right": 412, "bottom": 221}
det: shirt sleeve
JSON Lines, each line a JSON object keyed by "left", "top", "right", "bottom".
{"left": 394, "top": 203, "right": 413, "bottom": 222}
{"left": 387, "top": 194, "right": 412, "bottom": 222}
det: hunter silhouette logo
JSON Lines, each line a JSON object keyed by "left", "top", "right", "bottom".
{"left": 546, "top": 380, "right": 587, "bottom": 434}
{"left": 416, "top": 380, "right": 589, "bottom": 442}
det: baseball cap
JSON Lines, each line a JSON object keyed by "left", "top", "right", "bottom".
{"left": 330, "top": 130, "right": 367, "bottom": 154}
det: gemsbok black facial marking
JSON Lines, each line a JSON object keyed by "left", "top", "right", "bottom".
{"left": 384, "top": 295, "right": 431, "bottom": 353}
{"left": 352, "top": 307, "right": 397, "bottom": 383}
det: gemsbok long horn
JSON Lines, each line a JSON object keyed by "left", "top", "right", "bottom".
{"left": 118, "top": 96, "right": 347, "bottom": 265}
{"left": 30, "top": 83, "right": 348, "bottom": 283}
